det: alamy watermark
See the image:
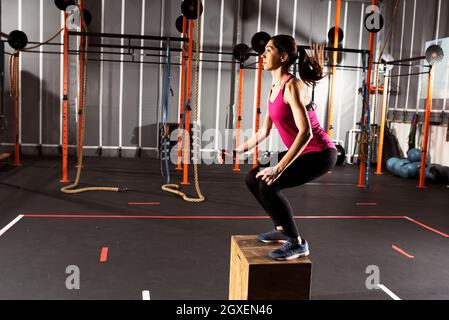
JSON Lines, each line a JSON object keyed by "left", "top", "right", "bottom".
{"left": 364, "top": 5, "right": 384, "bottom": 33}
{"left": 166, "top": 127, "right": 280, "bottom": 167}
{"left": 365, "top": 265, "right": 380, "bottom": 290}
{"left": 65, "top": 265, "right": 80, "bottom": 290}
{"left": 66, "top": 5, "right": 81, "bottom": 31}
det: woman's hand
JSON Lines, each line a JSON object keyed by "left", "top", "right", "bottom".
{"left": 256, "top": 165, "right": 283, "bottom": 186}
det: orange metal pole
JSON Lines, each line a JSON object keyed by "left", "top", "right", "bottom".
{"left": 77, "top": 0, "right": 85, "bottom": 162}
{"left": 375, "top": 73, "right": 389, "bottom": 175}
{"left": 418, "top": 67, "right": 434, "bottom": 189}
{"left": 327, "top": 0, "right": 341, "bottom": 138}
{"left": 181, "top": 20, "right": 194, "bottom": 185}
{"left": 61, "top": 12, "right": 69, "bottom": 183}
{"left": 176, "top": 16, "right": 187, "bottom": 171}
{"left": 233, "top": 66, "right": 244, "bottom": 172}
{"left": 358, "top": 0, "right": 377, "bottom": 188}
{"left": 13, "top": 53, "right": 21, "bottom": 167}
{"left": 253, "top": 58, "right": 263, "bottom": 168}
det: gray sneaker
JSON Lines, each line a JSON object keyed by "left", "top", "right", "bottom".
{"left": 269, "top": 239, "right": 310, "bottom": 260}
{"left": 256, "top": 229, "right": 289, "bottom": 243}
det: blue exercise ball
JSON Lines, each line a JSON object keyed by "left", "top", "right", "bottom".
{"left": 399, "top": 162, "right": 420, "bottom": 178}
{"left": 407, "top": 148, "right": 422, "bottom": 162}
{"left": 412, "top": 161, "right": 422, "bottom": 175}
{"left": 392, "top": 159, "right": 410, "bottom": 176}
{"left": 386, "top": 157, "right": 400, "bottom": 172}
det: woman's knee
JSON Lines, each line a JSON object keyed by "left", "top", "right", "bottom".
{"left": 257, "top": 179, "right": 275, "bottom": 195}
{"left": 245, "top": 168, "right": 259, "bottom": 190}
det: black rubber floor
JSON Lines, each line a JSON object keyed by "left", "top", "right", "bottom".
{"left": 0, "top": 156, "right": 448, "bottom": 300}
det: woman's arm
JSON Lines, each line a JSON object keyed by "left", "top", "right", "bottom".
{"left": 235, "top": 111, "right": 273, "bottom": 154}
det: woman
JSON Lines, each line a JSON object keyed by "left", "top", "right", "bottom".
{"left": 229, "top": 35, "right": 337, "bottom": 260}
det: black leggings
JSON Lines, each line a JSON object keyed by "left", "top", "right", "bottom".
{"left": 245, "top": 148, "right": 337, "bottom": 239}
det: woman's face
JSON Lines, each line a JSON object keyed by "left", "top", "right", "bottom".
{"left": 261, "top": 40, "right": 288, "bottom": 71}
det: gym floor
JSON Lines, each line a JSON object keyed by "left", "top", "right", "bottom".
{"left": 0, "top": 156, "right": 448, "bottom": 300}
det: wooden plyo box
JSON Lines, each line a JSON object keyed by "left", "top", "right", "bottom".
{"left": 229, "top": 235, "right": 312, "bottom": 300}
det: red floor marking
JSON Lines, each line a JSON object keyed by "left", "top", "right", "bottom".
{"left": 391, "top": 245, "right": 414, "bottom": 259}
{"left": 24, "top": 214, "right": 270, "bottom": 219}
{"left": 356, "top": 202, "right": 378, "bottom": 206}
{"left": 128, "top": 202, "right": 160, "bottom": 205}
{"left": 23, "top": 214, "right": 406, "bottom": 220}
{"left": 100, "top": 247, "right": 108, "bottom": 262}
{"left": 294, "top": 215, "right": 404, "bottom": 219}
{"left": 404, "top": 217, "right": 449, "bottom": 238}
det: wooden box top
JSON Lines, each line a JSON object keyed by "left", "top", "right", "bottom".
{"left": 231, "top": 235, "right": 312, "bottom": 266}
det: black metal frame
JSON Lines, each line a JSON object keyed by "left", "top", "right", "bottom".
{"left": 2, "top": 31, "right": 374, "bottom": 72}
{"left": 385, "top": 56, "right": 426, "bottom": 65}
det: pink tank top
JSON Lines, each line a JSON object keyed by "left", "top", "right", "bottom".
{"left": 268, "top": 74, "right": 336, "bottom": 155}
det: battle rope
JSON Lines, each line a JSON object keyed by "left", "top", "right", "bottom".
{"left": 61, "top": 3, "right": 122, "bottom": 194}
{"left": 161, "top": 1, "right": 205, "bottom": 202}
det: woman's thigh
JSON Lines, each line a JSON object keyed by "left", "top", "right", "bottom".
{"left": 274, "top": 148, "right": 337, "bottom": 189}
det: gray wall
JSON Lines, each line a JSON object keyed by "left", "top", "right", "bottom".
{"left": 387, "top": 0, "right": 449, "bottom": 113}
{"left": 2, "top": 0, "right": 418, "bottom": 158}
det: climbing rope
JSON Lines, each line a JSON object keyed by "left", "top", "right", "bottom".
{"left": 61, "top": 3, "right": 121, "bottom": 194}
{"left": 161, "top": 1, "right": 205, "bottom": 202}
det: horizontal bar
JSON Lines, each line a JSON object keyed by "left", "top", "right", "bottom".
{"left": 18, "top": 49, "right": 242, "bottom": 65}
{"left": 21, "top": 48, "right": 185, "bottom": 60}
{"left": 0, "top": 142, "right": 159, "bottom": 150}
{"left": 69, "top": 31, "right": 188, "bottom": 43}
{"left": 386, "top": 56, "right": 426, "bottom": 64}
{"left": 2, "top": 39, "right": 183, "bottom": 53}
{"left": 300, "top": 45, "right": 369, "bottom": 55}
{"left": 387, "top": 71, "right": 430, "bottom": 78}
{"left": 373, "top": 61, "right": 430, "bottom": 68}
{"left": 87, "top": 42, "right": 183, "bottom": 52}
{"left": 88, "top": 58, "right": 182, "bottom": 66}
{"left": 326, "top": 64, "right": 366, "bottom": 70}
{"left": 20, "top": 41, "right": 244, "bottom": 56}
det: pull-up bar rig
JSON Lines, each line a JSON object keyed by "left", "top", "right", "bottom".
{"left": 61, "top": 29, "right": 190, "bottom": 184}
{"left": 4, "top": 26, "right": 375, "bottom": 188}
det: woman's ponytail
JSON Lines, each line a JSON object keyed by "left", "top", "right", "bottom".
{"left": 297, "top": 44, "right": 325, "bottom": 87}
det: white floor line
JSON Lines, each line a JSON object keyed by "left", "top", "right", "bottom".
{"left": 0, "top": 215, "right": 24, "bottom": 237}
{"left": 142, "top": 290, "right": 151, "bottom": 300}
{"left": 377, "top": 284, "right": 401, "bottom": 300}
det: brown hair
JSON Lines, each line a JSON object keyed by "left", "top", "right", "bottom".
{"left": 270, "top": 35, "right": 324, "bottom": 87}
